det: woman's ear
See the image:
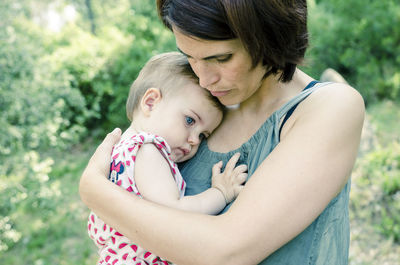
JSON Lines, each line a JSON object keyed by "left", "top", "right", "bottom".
{"left": 140, "top": 88, "right": 162, "bottom": 116}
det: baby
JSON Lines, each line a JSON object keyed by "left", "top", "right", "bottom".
{"left": 87, "top": 52, "right": 247, "bottom": 265}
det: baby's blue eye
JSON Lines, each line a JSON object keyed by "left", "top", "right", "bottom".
{"left": 185, "top": 116, "right": 195, "bottom": 125}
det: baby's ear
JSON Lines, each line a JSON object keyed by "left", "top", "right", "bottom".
{"left": 140, "top": 87, "right": 162, "bottom": 115}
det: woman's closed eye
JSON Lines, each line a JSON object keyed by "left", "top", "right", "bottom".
{"left": 216, "top": 54, "right": 232, "bottom": 63}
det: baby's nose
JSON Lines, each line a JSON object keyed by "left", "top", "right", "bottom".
{"left": 188, "top": 134, "right": 200, "bottom": 145}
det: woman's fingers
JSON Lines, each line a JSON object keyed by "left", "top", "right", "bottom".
{"left": 105, "top": 127, "right": 122, "bottom": 145}
{"left": 80, "top": 128, "right": 121, "bottom": 203}
{"left": 86, "top": 128, "right": 122, "bottom": 175}
{"left": 94, "top": 128, "right": 121, "bottom": 157}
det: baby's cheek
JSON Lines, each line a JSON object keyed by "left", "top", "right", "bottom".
{"left": 185, "top": 146, "right": 199, "bottom": 160}
{"left": 191, "top": 145, "right": 200, "bottom": 156}
{"left": 176, "top": 151, "right": 195, "bottom": 163}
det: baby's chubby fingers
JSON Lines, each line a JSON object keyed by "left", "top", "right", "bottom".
{"left": 224, "top": 152, "right": 241, "bottom": 172}
{"left": 234, "top": 185, "right": 245, "bottom": 196}
{"left": 211, "top": 153, "right": 248, "bottom": 204}
{"left": 236, "top": 173, "right": 248, "bottom": 184}
{"left": 233, "top": 164, "right": 248, "bottom": 175}
{"left": 212, "top": 161, "right": 223, "bottom": 176}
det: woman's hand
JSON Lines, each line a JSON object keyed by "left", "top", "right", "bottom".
{"left": 79, "top": 128, "right": 122, "bottom": 203}
{"left": 211, "top": 153, "right": 247, "bottom": 204}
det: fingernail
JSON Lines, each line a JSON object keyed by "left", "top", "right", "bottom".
{"left": 112, "top": 128, "right": 121, "bottom": 134}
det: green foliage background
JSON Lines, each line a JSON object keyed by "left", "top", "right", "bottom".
{"left": 305, "top": 0, "right": 400, "bottom": 104}
{"left": 0, "top": 0, "right": 399, "bottom": 264}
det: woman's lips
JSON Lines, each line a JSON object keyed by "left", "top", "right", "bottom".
{"left": 210, "top": 90, "right": 230, "bottom": 97}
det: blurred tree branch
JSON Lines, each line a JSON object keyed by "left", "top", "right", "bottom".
{"left": 85, "top": 0, "right": 96, "bottom": 35}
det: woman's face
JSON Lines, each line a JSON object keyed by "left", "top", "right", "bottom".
{"left": 173, "top": 28, "right": 267, "bottom": 106}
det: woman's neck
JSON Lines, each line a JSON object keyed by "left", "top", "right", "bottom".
{"left": 207, "top": 69, "right": 313, "bottom": 152}
{"left": 234, "top": 68, "right": 312, "bottom": 117}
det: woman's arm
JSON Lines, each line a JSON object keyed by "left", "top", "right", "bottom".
{"left": 80, "top": 84, "right": 365, "bottom": 265}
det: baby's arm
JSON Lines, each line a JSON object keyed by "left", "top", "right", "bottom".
{"left": 134, "top": 144, "right": 246, "bottom": 215}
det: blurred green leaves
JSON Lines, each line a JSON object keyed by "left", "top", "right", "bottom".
{"left": 0, "top": 1, "right": 174, "bottom": 263}
{"left": 305, "top": 0, "right": 400, "bottom": 104}
{"left": 0, "top": 0, "right": 175, "bottom": 157}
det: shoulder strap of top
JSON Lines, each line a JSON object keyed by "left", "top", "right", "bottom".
{"left": 277, "top": 81, "right": 332, "bottom": 137}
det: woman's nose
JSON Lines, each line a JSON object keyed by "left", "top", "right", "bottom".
{"left": 190, "top": 61, "right": 219, "bottom": 88}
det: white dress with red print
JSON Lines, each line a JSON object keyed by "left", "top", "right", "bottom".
{"left": 87, "top": 132, "right": 185, "bottom": 265}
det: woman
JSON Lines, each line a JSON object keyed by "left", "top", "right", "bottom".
{"left": 80, "top": 0, "right": 365, "bottom": 264}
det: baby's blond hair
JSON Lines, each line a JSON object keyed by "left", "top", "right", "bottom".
{"left": 126, "top": 52, "right": 222, "bottom": 121}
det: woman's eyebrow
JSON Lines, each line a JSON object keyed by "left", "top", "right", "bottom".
{"left": 177, "top": 47, "right": 231, "bottom": 61}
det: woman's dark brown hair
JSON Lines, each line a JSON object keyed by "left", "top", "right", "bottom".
{"left": 157, "top": 0, "right": 308, "bottom": 82}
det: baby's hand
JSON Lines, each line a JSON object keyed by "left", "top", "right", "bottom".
{"left": 211, "top": 153, "right": 247, "bottom": 204}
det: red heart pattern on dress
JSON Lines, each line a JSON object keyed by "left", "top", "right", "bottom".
{"left": 88, "top": 132, "right": 181, "bottom": 265}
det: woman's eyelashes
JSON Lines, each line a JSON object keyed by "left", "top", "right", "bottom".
{"left": 216, "top": 54, "right": 232, "bottom": 63}
{"left": 179, "top": 50, "right": 232, "bottom": 63}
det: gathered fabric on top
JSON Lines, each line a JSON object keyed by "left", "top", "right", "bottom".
{"left": 179, "top": 82, "right": 350, "bottom": 265}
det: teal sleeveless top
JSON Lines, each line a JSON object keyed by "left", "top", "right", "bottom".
{"left": 179, "top": 82, "right": 350, "bottom": 265}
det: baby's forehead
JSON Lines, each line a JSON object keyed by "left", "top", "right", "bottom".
{"left": 166, "top": 77, "right": 201, "bottom": 97}
{"left": 164, "top": 76, "right": 223, "bottom": 111}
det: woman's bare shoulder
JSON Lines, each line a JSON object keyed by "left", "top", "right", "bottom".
{"left": 309, "top": 82, "right": 365, "bottom": 113}
{"left": 280, "top": 82, "right": 365, "bottom": 140}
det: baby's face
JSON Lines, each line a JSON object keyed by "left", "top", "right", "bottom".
{"left": 148, "top": 83, "right": 223, "bottom": 162}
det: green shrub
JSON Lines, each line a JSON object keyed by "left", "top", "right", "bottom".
{"left": 45, "top": 24, "right": 133, "bottom": 130}
{"left": 0, "top": 19, "right": 91, "bottom": 154}
{"left": 0, "top": 14, "right": 135, "bottom": 154}
{"left": 305, "top": 0, "right": 400, "bottom": 104}
{"left": 97, "top": 7, "right": 176, "bottom": 129}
